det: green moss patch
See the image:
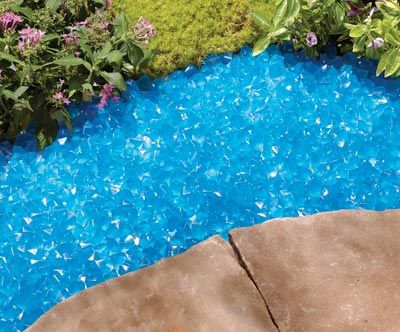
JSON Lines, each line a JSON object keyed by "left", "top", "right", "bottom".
{"left": 116, "top": 0, "right": 274, "bottom": 76}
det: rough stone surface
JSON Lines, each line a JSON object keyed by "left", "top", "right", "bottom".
{"left": 28, "top": 236, "right": 276, "bottom": 332}
{"left": 230, "top": 209, "right": 400, "bottom": 332}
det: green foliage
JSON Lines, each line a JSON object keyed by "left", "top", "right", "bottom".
{"left": 0, "top": 0, "right": 154, "bottom": 149}
{"left": 252, "top": 0, "right": 400, "bottom": 78}
{"left": 116, "top": 0, "right": 275, "bottom": 76}
{"left": 252, "top": 0, "right": 348, "bottom": 56}
{"left": 346, "top": 0, "right": 400, "bottom": 77}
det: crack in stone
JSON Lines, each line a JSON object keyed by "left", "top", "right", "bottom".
{"left": 228, "top": 234, "right": 281, "bottom": 332}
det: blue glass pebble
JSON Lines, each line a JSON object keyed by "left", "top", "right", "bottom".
{"left": 1, "top": 46, "right": 400, "bottom": 330}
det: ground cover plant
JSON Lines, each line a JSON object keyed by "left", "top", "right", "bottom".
{"left": 116, "top": 0, "right": 276, "bottom": 76}
{"left": 0, "top": 0, "right": 155, "bottom": 149}
{"left": 252, "top": 0, "right": 400, "bottom": 78}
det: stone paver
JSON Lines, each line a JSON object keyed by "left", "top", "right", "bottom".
{"left": 29, "top": 236, "right": 276, "bottom": 332}
{"left": 230, "top": 210, "right": 400, "bottom": 332}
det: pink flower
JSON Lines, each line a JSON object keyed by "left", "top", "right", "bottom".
{"left": 368, "top": 37, "right": 384, "bottom": 49}
{"left": 18, "top": 27, "right": 45, "bottom": 52}
{"left": 306, "top": 32, "right": 318, "bottom": 47}
{"left": 98, "top": 22, "right": 109, "bottom": 30}
{"left": 97, "top": 83, "right": 114, "bottom": 109}
{"left": 0, "top": 12, "right": 23, "bottom": 33}
{"left": 54, "top": 91, "right": 64, "bottom": 101}
{"left": 134, "top": 17, "right": 156, "bottom": 44}
{"left": 54, "top": 91, "right": 71, "bottom": 105}
{"left": 74, "top": 51, "right": 81, "bottom": 57}
{"left": 62, "top": 31, "right": 79, "bottom": 46}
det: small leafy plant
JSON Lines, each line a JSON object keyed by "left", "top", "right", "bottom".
{"left": 252, "top": 0, "right": 400, "bottom": 78}
{"left": 347, "top": 0, "right": 400, "bottom": 77}
{"left": 0, "top": 0, "right": 155, "bottom": 149}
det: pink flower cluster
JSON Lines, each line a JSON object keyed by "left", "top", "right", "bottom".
{"left": 62, "top": 30, "right": 80, "bottom": 47}
{"left": 134, "top": 17, "right": 156, "bottom": 44}
{"left": 18, "top": 27, "right": 45, "bottom": 52}
{"left": 97, "top": 83, "right": 115, "bottom": 109}
{"left": 71, "top": 18, "right": 108, "bottom": 32}
{"left": 54, "top": 91, "right": 71, "bottom": 105}
{"left": 53, "top": 80, "right": 70, "bottom": 105}
{"left": 0, "top": 12, "right": 22, "bottom": 33}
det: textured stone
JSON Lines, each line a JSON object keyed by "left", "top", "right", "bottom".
{"left": 229, "top": 209, "right": 400, "bottom": 332}
{"left": 28, "top": 236, "right": 276, "bottom": 332}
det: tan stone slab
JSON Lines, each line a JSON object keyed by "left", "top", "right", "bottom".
{"left": 230, "top": 209, "right": 400, "bottom": 332}
{"left": 29, "top": 235, "right": 276, "bottom": 332}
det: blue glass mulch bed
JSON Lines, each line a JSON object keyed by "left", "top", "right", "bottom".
{"left": 1, "top": 46, "right": 400, "bottom": 330}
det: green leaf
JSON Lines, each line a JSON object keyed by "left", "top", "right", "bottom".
{"left": 284, "top": 0, "right": 301, "bottom": 23}
{"left": 2, "top": 86, "right": 29, "bottom": 102}
{"left": 82, "top": 83, "right": 94, "bottom": 102}
{"left": 114, "top": 13, "right": 129, "bottom": 38}
{"left": 330, "top": 2, "right": 346, "bottom": 31}
{"left": 9, "top": 4, "right": 33, "bottom": 19}
{"left": 252, "top": 36, "right": 271, "bottom": 56}
{"left": 352, "top": 36, "right": 367, "bottom": 53}
{"left": 14, "top": 86, "right": 28, "bottom": 99}
{"left": 36, "top": 121, "right": 58, "bottom": 151}
{"left": 349, "top": 24, "right": 367, "bottom": 38}
{"left": 0, "top": 51, "right": 24, "bottom": 65}
{"left": 80, "top": 43, "right": 93, "bottom": 58}
{"left": 136, "top": 49, "right": 156, "bottom": 70}
{"left": 97, "top": 41, "right": 113, "bottom": 60}
{"left": 376, "top": 49, "right": 392, "bottom": 76}
{"left": 100, "top": 72, "right": 127, "bottom": 91}
{"left": 2, "top": 90, "right": 16, "bottom": 101}
{"left": 384, "top": 49, "right": 400, "bottom": 77}
{"left": 52, "top": 56, "right": 86, "bottom": 66}
{"left": 377, "top": 0, "right": 400, "bottom": 18}
{"left": 273, "top": 0, "right": 289, "bottom": 26}
{"left": 82, "top": 83, "right": 94, "bottom": 92}
{"left": 384, "top": 27, "right": 400, "bottom": 45}
{"left": 251, "top": 10, "right": 272, "bottom": 29}
{"left": 127, "top": 43, "right": 145, "bottom": 68}
{"left": 108, "top": 50, "right": 124, "bottom": 65}
{"left": 45, "top": 0, "right": 62, "bottom": 11}
{"left": 273, "top": 0, "right": 300, "bottom": 26}
{"left": 269, "top": 27, "right": 288, "bottom": 38}
{"left": 16, "top": 99, "right": 33, "bottom": 112}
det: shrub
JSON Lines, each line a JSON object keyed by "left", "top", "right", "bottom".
{"left": 115, "top": 0, "right": 275, "bottom": 76}
{"left": 0, "top": 0, "right": 155, "bottom": 149}
{"left": 252, "top": 0, "right": 400, "bottom": 78}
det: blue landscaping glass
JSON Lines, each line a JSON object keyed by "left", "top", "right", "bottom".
{"left": 1, "top": 46, "right": 400, "bottom": 330}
